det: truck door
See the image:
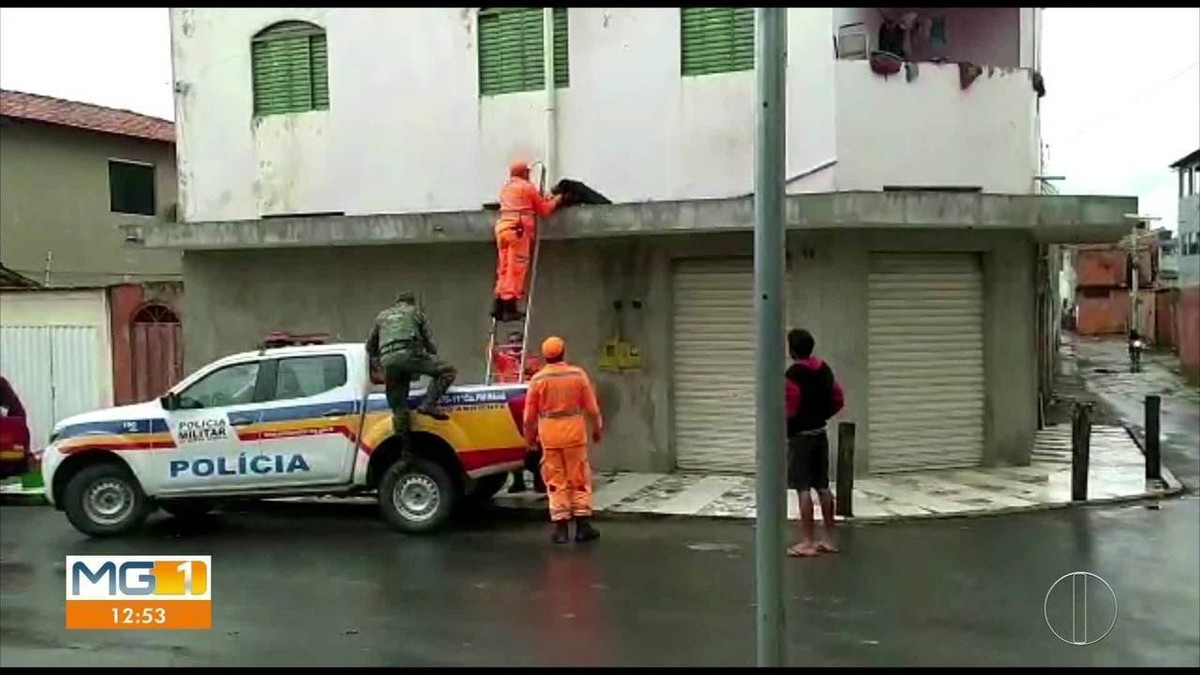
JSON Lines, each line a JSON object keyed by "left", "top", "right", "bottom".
{"left": 160, "top": 359, "right": 268, "bottom": 492}
{"left": 252, "top": 352, "right": 358, "bottom": 485}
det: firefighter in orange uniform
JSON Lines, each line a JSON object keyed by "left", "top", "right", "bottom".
{"left": 523, "top": 336, "right": 603, "bottom": 544}
{"left": 493, "top": 330, "right": 546, "bottom": 494}
{"left": 493, "top": 161, "right": 562, "bottom": 323}
{"left": 491, "top": 331, "right": 543, "bottom": 384}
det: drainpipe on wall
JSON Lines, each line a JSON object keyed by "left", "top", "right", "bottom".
{"left": 543, "top": 7, "right": 557, "bottom": 186}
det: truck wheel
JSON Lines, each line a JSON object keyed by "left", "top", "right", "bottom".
{"left": 379, "top": 457, "right": 457, "bottom": 535}
{"left": 159, "top": 499, "right": 216, "bottom": 520}
{"left": 63, "top": 463, "right": 149, "bottom": 538}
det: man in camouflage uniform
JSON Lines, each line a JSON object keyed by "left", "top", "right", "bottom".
{"left": 366, "top": 291, "right": 457, "bottom": 437}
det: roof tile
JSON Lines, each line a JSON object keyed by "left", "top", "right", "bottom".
{"left": 0, "top": 89, "right": 173, "bottom": 144}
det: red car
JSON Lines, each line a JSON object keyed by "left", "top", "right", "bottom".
{"left": 0, "top": 376, "right": 31, "bottom": 480}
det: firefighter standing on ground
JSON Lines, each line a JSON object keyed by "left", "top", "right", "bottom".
{"left": 366, "top": 292, "right": 457, "bottom": 439}
{"left": 493, "top": 161, "right": 562, "bottom": 323}
{"left": 523, "top": 336, "right": 603, "bottom": 544}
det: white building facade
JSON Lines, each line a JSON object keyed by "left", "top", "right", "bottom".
{"left": 139, "top": 7, "right": 1136, "bottom": 476}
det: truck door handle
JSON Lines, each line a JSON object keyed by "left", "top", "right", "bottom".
{"left": 229, "top": 417, "right": 256, "bottom": 427}
{"left": 320, "top": 410, "right": 345, "bottom": 418}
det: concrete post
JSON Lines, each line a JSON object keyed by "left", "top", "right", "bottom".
{"left": 1071, "top": 401, "right": 1092, "bottom": 502}
{"left": 753, "top": 6, "right": 787, "bottom": 668}
{"left": 1145, "top": 395, "right": 1161, "bottom": 482}
{"left": 836, "top": 422, "right": 856, "bottom": 518}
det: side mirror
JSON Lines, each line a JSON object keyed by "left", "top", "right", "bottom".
{"left": 160, "top": 392, "right": 179, "bottom": 411}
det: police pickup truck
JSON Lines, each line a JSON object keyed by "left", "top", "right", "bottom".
{"left": 40, "top": 341, "right": 530, "bottom": 538}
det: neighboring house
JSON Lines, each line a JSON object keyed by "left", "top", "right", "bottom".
{"left": 1171, "top": 149, "right": 1200, "bottom": 378}
{"left": 0, "top": 92, "right": 188, "bottom": 444}
{"left": 0, "top": 89, "right": 182, "bottom": 287}
{"left": 1072, "top": 230, "right": 1163, "bottom": 340}
{"left": 128, "top": 7, "right": 1136, "bottom": 477}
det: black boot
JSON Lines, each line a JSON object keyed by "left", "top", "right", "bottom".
{"left": 552, "top": 520, "right": 571, "bottom": 545}
{"left": 503, "top": 299, "right": 525, "bottom": 323}
{"left": 574, "top": 517, "right": 600, "bottom": 543}
{"left": 507, "top": 471, "right": 527, "bottom": 494}
{"left": 532, "top": 473, "right": 547, "bottom": 494}
{"left": 416, "top": 405, "right": 450, "bottom": 421}
{"left": 490, "top": 297, "right": 506, "bottom": 321}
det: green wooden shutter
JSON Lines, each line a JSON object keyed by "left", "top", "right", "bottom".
{"left": 310, "top": 33, "right": 330, "bottom": 110}
{"left": 681, "top": 7, "right": 755, "bottom": 77}
{"left": 252, "top": 21, "right": 329, "bottom": 116}
{"left": 478, "top": 8, "right": 569, "bottom": 96}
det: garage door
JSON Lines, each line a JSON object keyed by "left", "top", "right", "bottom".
{"left": 672, "top": 258, "right": 759, "bottom": 474}
{"left": 867, "top": 253, "right": 985, "bottom": 473}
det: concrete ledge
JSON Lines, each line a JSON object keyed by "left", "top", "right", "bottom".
{"left": 124, "top": 192, "right": 1138, "bottom": 251}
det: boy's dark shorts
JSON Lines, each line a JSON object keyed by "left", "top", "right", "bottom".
{"left": 787, "top": 431, "right": 830, "bottom": 491}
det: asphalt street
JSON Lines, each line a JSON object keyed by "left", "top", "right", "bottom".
{"left": 1070, "top": 336, "right": 1200, "bottom": 491}
{"left": 1, "top": 498, "right": 1197, "bottom": 667}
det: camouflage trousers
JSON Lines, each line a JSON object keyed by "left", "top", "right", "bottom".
{"left": 381, "top": 351, "right": 457, "bottom": 437}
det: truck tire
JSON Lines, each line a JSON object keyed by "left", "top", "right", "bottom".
{"left": 159, "top": 499, "right": 216, "bottom": 520}
{"left": 379, "top": 457, "right": 457, "bottom": 535}
{"left": 63, "top": 462, "right": 149, "bottom": 538}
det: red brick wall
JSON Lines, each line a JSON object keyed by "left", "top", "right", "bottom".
{"left": 1075, "top": 249, "right": 1127, "bottom": 288}
{"left": 1180, "top": 285, "right": 1200, "bottom": 380}
{"left": 1155, "top": 289, "right": 1179, "bottom": 351}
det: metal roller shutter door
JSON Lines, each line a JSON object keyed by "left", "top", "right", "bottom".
{"left": 867, "top": 253, "right": 985, "bottom": 473}
{"left": 672, "top": 258, "right": 758, "bottom": 474}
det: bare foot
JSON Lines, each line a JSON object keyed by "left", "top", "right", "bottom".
{"left": 787, "top": 543, "right": 820, "bottom": 557}
{"left": 817, "top": 539, "right": 839, "bottom": 553}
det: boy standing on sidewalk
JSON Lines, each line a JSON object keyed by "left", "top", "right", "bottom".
{"left": 784, "top": 329, "right": 846, "bottom": 557}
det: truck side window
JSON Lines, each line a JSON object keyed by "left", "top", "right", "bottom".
{"left": 177, "top": 362, "right": 261, "bottom": 410}
{"left": 271, "top": 355, "right": 347, "bottom": 401}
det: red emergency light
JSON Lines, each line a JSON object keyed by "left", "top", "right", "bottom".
{"left": 260, "top": 330, "right": 330, "bottom": 349}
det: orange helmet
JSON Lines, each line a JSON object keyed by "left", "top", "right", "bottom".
{"left": 509, "top": 160, "right": 531, "bottom": 178}
{"left": 541, "top": 336, "right": 565, "bottom": 360}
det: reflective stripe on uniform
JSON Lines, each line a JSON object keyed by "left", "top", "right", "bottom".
{"left": 541, "top": 408, "right": 582, "bottom": 419}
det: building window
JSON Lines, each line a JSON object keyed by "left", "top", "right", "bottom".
{"left": 477, "top": 8, "right": 568, "bottom": 96}
{"left": 681, "top": 7, "right": 755, "bottom": 77}
{"left": 108, "top": 160, "right": 156, "bottom": 216}
{"left": 251, "top": 21, "right": 330, "bottom": 116}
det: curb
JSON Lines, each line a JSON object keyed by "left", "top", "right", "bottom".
{"left": 0, "top": 489, "right": 48, "bottom": 507}
{"left": 488, "top": 486, "right": 1186, "bottom": 527}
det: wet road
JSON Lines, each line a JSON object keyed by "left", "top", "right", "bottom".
{"left": 1071, "top": 336, "right": 1200, "bottom": 491}
{"left": 2, "top": 500, "right": 1197, "bottom": 667}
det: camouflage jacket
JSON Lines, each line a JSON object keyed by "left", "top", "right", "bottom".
{"left": 366, "top": 301, "right": 437, "bottom": 359}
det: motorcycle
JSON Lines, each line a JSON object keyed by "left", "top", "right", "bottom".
{"left": 1128, "top": 337, "right": 1144, "bottom": 373}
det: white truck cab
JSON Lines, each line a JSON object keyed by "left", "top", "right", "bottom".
{"left": 41, "top": 341, "right": 530, "bottom": 538}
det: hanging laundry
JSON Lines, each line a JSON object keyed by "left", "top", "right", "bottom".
{"left": 905, "top": 61, "right": 920, "bottom": 83}
{"left": 870, "top": 51, "right": 903, "bottom": 78}
{"left": 1032, "top": 70, "right": 1046, "bottom": 98}
{"left": 877, "top": 19, "right": 906, "bottom": 58}
{"left": 958, "top": 62, "right": 983, "bottom": 90}
{"left": 930, "top": 16, "right": 947, "bottom": 62}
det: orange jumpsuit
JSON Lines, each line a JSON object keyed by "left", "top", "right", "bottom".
{"left": 494, "top": 177, "right": 561, "bottom": 302}
{"left": 491, "top": 346, "right": 543, "bottom": 384}
{"left": 522, "top": 362, "right": 603, "bottom": 522}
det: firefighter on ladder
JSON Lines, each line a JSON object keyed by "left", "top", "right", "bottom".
{"left": 492, "top": 160, "right": 562, "bottom": 323}
{"left": 492, "top": 330, "right": 546, "bottom": 494}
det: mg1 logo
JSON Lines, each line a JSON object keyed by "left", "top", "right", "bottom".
{"left": 65, "top": 556, "right": 212, "bottom": 630}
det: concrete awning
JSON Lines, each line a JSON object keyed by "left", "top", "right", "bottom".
{"left": 124, "top": 192, "right": 1138, "bottom": 251}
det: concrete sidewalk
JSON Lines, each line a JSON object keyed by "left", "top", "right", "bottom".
{"left": 494, "top": 424, "right": 1182, "bottom": 523}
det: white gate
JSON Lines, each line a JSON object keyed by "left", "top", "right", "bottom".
{"left": 0, "top": 326, "right": 106, "bottom": 452}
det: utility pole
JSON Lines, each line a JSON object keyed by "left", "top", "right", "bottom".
{"left": 1122, "top": 214, "right": 1161, "bottom": 335}
{"left": 753, "top": 6, "right": 787, "bottom": 668}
